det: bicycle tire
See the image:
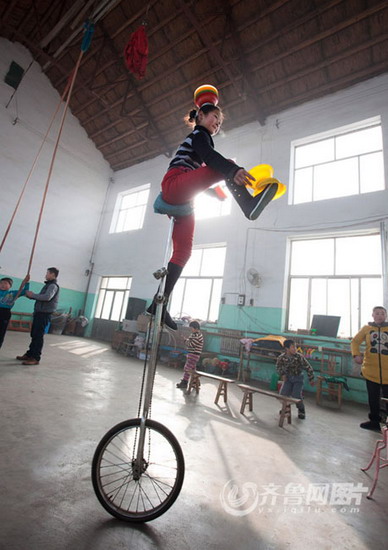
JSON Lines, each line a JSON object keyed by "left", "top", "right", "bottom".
{"left": 92, "top": 418, "right": 185, "bottom": 522}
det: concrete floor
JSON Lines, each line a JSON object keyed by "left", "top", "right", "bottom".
{"left": 0, "top": 331, "right": 387, "bottom": 550}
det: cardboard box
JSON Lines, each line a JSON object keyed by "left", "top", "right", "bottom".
{"left": 137, "top": 314, "right": 150, "bottom": 332}
{"left": 122, "top": 319, "right": 138, "bottom": 332}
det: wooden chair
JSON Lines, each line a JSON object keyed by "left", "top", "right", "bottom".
{"left": 315, "top": 353, "right": 344, "bottom": 408}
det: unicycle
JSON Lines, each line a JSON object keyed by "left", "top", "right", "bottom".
{"left": 91, "top": 218, "right": 185, "bottom": 522}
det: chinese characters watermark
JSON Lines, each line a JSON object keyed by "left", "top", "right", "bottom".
{"left": 220, "top": 480, "right": 369, "bottom": 517}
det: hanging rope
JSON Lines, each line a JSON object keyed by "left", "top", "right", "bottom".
{"left": 0, "top": 79, "right": 71, "bottom": 255}
{"left": 1, "top": 21, "right": 95, "bottom": 274}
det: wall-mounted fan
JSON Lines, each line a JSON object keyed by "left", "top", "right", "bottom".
{"left": 246, "top": 268, "right": 262, "bottom": 288}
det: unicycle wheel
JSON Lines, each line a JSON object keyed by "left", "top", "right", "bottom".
{"left": 91, "top": 418, "right": 185, "bottom": 522}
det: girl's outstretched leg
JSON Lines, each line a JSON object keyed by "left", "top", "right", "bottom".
{"left": 226, "top": 181, "right": 278, "bottom": 220}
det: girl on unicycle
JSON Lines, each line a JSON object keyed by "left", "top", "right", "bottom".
{"left": 148, "top": 85, "right": 278, "bottom": 329}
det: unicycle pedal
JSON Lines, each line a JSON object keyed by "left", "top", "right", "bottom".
{"left": 153, "top": 267, "right": 168, "bottom": 280}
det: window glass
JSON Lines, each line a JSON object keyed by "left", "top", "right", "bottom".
{"left": 95, "top": 289, "right": 105, "bottom": 318}
{"left": 182, "top": 250, "right": 202, "bottom": 277}
{"left": 327, "top": 279, "right": 350, "bottom": 337}
{"left": 111, "top": 185, "right": 150, "bottom": 233}
{"left": 293, "top": 167, "right": 313, "bottom": 204}
{"left": 360, "top": 278, "right": 384, "bottom": 325}
{"left": 209, "top": 279, "right": 223, "bottom": 321}
{"left": 310, "top": 279, "right": 327, "bottom": 317}
{"left": 182, "top": 279, "right": 212, "bottom": 319}
{"left": 288, "top": 234, "right": 383, "bottom": 336}
{"left": 288, "top": 278, "right": 309, "bottom": 331}
{"left": 313, "top": 158, "right": 358, "bottom": 201}
{"left": 107, "top": 277, "right": 128, "bottom": 289}
{"left": 294, "top": 138, "right": 334, "bottom": 169}
{"left": 111, "top": 292, "right": 124, "bottom": 321}
{"left": 291, "top": 120, "right": 383, "bottom": 203}
{"left": 171, "top": 246, "right": 226, "bottom": 322}
{"left": 336, "top": 235, "right": 382, "bottom": 275}
{"left": 336, "top": 126, "right": 382, "bottom": 158}
{"left": 201, "top": 247, "right": 226, "bottom": 276}
{"left": 291, "top": 240, "right": 334, "bottom": 275}
{"left": 360, "top": 152, "right": 385, "bottom": 193}
{"left": 101, "top": 291, "right": 114, "bottom": 319}
{"left": 94, "top": 277, "right": 132, "bottom": 321}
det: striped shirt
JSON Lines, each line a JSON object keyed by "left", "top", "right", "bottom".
{"left": 168, "top": 125, "right": 241, "bottom": 181}
{"left": 186, "top": 330, "right": 204, "bottom": 356}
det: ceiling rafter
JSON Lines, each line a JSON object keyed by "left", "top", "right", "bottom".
{"left": 0, "top": 0, "right": 19, "bottom": 22}
{"left": 221, "top": 0, "right": 266, "bottom": 124}
{"left": 1, "top": 0, "right": 386, "bottom": 171}
{"left": 65, "top": 0, "right": 295, "bottom": 113}
{"left": 88, "top": 28, "right": 387, "bottom": 151}
{"left": 266, "top": 59, "right": 388, "bottom": 115}
{"left": 246, "top": 1, "right": 387, "bottom": 74}
{"left": 73, "top": 0, "right": 346, "bottom": 124}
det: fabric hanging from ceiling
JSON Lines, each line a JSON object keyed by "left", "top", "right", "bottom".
{"left": 123, "top": 25, "right": 149, "bottom": 79}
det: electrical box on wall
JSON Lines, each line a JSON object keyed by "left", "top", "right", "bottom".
{"left": 238, "top": 294, "right": 245, "bottom": 306}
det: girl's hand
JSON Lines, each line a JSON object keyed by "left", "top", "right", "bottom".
{"left": 233, "top": 168, "right": 255, "bottom": 187}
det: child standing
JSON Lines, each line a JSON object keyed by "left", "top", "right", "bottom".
{"left": 176, "top": 321, "right": 204, "bottom": 389}
{"left": 276, "top": 339, "right": 315, "bottom": 419}
{"left": 351, "top": 306, "right": 388, "bottom": 432}
{"left": 148, "top": 85, "right": 278, "bottom": 330}
{"left": 0, "top": 274, "right": 30, "bottom": 348}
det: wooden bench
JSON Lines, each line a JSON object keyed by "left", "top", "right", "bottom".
{"left": 238, "top": 383, "right": 302, "bottom": 427}
{"left": 187, "top": 370, "right": 235, "bottom": 405}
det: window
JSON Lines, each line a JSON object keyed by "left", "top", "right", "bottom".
{"left": 95, "top": 277, "right": 132, "bottom": 321}
{"left": 110, "top": 184, "right": 150, "bottom": 233}
{"left": 194, "top": 182, "right": 232, "bottom": 220}
{"left": 169, "top": 246, "right": 226, "bottom": 321}
{"left": 291, "top": 118, "right": 384, "bottom": 204}
{"left": 287, "top": 234, "right": 383, "bottom": 338}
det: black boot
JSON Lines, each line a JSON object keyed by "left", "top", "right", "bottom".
{"left": 297, "top": 404, "right": 306, "bottom": 419}
{"left": 146, "top": 297, "right": 177, "bottom": 330}
{"left": 164, "top": 262, "right": 183, "bottom": 296}
{"left": 226, "top": 181, "right": 278, "bottom": 220}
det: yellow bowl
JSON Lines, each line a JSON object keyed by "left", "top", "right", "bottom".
{"left": 248, "top": 164, "right": 287, "bottom": 200}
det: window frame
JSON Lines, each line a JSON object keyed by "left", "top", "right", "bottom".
{"left": 110, "top": 183, "right": 150, "bottom": 233}
{"left": 286, "top": 231, "right": 383, "bottom": 337}
{"left": 94, "top": 276, "right": 132, "bottom": 322}
{"left": 289, "top": 116, "right": 384, "bottom": 205}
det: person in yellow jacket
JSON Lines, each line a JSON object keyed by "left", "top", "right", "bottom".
{"left": 351, "top": 306, "right": 388, "bottom": 432}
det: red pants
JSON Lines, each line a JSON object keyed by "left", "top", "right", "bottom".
{"left": 161, "top": 166, "right": 221, "bottom": 267}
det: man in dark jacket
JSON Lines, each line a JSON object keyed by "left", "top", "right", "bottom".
{"left": 16, "top": 267, "right": 60, "bottom": 365}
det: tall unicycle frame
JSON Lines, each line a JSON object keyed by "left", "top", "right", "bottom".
{"left": 92, "top": 218, "right": 185, "bottom": 522}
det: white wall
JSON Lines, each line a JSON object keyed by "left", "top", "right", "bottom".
{"left": 90, "top": 74, "right": 388, "bottom": 320}
{"left": 0, "top": 38, "right": 111, "bottom": 292}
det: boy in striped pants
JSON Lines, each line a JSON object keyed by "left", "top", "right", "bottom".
{"left": 176, "top": 321, "right": 204, "bottom": 389}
